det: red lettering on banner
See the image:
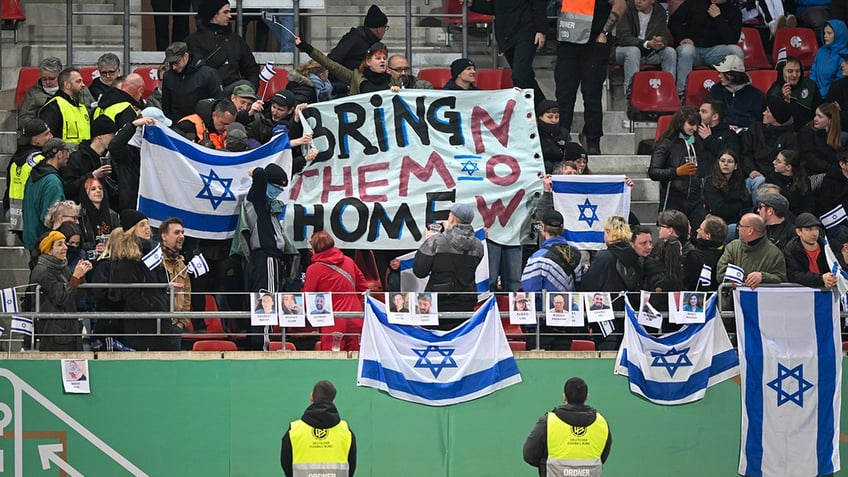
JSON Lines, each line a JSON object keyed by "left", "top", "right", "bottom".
{"left": 288, "top": 168, "right": 319, "bottom": 200}
{"left": 476, "top": 190, "right": 526, "bottom": 227}
{"left": 486, "top": 154, "right": 520, "bottom": 187}
{"left": 321, "top": 165, "right": 353, "bottom": 203}
{"left": 471, "top": 99, "right": 515, "bottom": 153}
{"left": 358, "top": 162, "right": 390, "bottom": 202}
{"left": 398, "top": 152, "right": 456, "bottom": 196}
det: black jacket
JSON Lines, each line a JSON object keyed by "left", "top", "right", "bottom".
{"left": 107, "top": 120, "right": 142, "bottom": 212}
{"left": 581, "top": 242, "right": 642, "bottom": 292}
{"left": 826, "top": 76, "right": 848, "bottom": 131}
{"left": 797, "top": 126, "right": 839, "bottom": 175}
{"left": 702, "top": 178, "right": 749, "bottom": 225}
{"left": 816, "top": 164, "right": 848, "bottom": 216}
{"left": 649, "top": 136, "right": 704, "bottom": 212}
{"left": 766, "top": 220, "right": 796, "bottom": 249}
{"left": 764, "top": 171, "right": 815, "bottom": 216}
{"left": 469, "top": 0, "right": 547, "bottom": 51}
{"left": 443, "top": 80, "right": 480, "bottom": 91}
{"left": 186, "top": 21, "right": 259, "bottom": 88}
{"left": 523, "top": 403, "right": 612, "bottom": 476}
{"left": 740, "top": 120, "right": 797, "bottom": 176}
{"left": 783, "top": 236, "right": 831, "bottom": 287}
{"left": 683, "top": 238, "right": 724, "bottom": 290}
{"left": 161, "top": 55, "right": 223, "bottom": 122}
{"left": 328, "top": 26, "right": 381, "bottom": 72}
{"left": 669, "top": 0, "right": 742, "bottom": 48}
{"left": 413, "top": 224, "right": 485, "bottom": 311}
{"left": 700, "top": 122, "right": 740, "bottom": 173}
{"left": 94, "top": 86, "right": 142, "bottom": 128}
{"left": 280, "top": 400, "right": 357, "bottom": 477}
{"left": 62, "top": 141, "right": 113, "bottom": 204}
{"left": 285, "top": 70, "right": 319, "bottom": 104}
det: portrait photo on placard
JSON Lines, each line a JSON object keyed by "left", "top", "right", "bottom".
{"left": 546, "top": 292, "right": 574, "bottom": 326}
{"left": 251, "top": 291, "right": 279, "bottom": 326}
{"left": 584, "top": 292, "right": 614, "bottom": 323}
{"left": 510, "top": 292, "right": 536, "bottom": 325}
{"left": 305, "top": 292, "right": 335, "bottom": 327}
{"left": 678, "top": 291, "right": 706, "bottom": 324}
{"left": 278, "top": 293, "right": 305, "bottom": 327}
{"left": 637, "top": 290, "right": 663, "bottom": 330}
{"left": 411, "top": 292, "right": 439, "bottom": 326}
{"left": 388, "top": 292, "right": 412, "bottom": 313}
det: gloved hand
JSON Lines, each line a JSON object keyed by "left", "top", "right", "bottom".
{"left": 676, "top": 162, "right": 697, "bottom": 176}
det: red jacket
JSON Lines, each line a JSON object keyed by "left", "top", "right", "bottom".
{"left": 303, "top": 247, "right": 369, "bottom": 311}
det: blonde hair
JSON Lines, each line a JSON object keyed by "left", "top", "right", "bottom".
{"left": 603, "top": 215, "right": 632, "bottom": 243}
{"left": 110, "top": 227, "right": 142, "bottom": 261}
{"left": 44, "top": 200, "right": 81, "bottom": 228}
{"left": 296, "top": 59, "right": 327, "bottom": 76}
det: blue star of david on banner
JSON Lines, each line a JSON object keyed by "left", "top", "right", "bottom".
{"left": 767, "top": 363, "right": 814, "bottom": 407}
{"left": 577, "top": 198, "right": 600, "bottom": 227}
{"left": 650, "top": 347, "right": 693, "bottom": 378}
{"left": 196, "top": 169, "right": 236, "bottom": 210}
{"left": 460, "top": 160, "right": 479, "bottom": 176}
{"left": 413, "top": 345, "right": 458, "bottom": 378}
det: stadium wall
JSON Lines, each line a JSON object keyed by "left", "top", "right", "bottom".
{"left": 0, "top": 357, "right": 842, "bottom": 476}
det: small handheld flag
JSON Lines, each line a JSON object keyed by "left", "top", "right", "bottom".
{"left": 142, "top": 243, "right": 163, "bottom": 271}
{"left": 11, "top": 316, "right": 33, "bottom": 336}
{"left": 187, "top": 253, "right": 210, "bottom": 277}
{"left": 820, "top": 204, "right": 847, "bottom": 230}
{"left": 699, "top": 264, "right": 712, "bottom": 287}
{"left": 259, "top": 62, "right": 276, "bottom": 83}
{"left": 724, "top": 264, "right": 744, "bottom": 284}
{"left": 1, "top": 288, "right": 18, "bottom": 313}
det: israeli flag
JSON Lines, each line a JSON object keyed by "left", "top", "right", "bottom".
{"left": 599, "top": 319, "right": 615, "bottom": 338}
{"left": 139, "top": 125, "right": 292, "bottom": 240}
{"left": 187, "top": 253, "right": 210, "bottom": 277}
{"left": 259, "top": 62, "right": 276, "bottom": 83}
{"left": 551, "top": 175, "right": 631, "bottom": 250}
{"left": 142, "top": 242, "right": 163, "bottom": 271}
{"left": 357, "top": 295, "right": 521, "bottom": 406}
{"left": 11, "top": 316, "right": 33, "bottom": 336}
{"left": 734, "top": 288, "right": 841, "bottom": 477}
{"left": 699, "top": 264, "right": 712, "bottom": 287}
{"left": 1, "top": 288, "right": 18, "bottom": 313}
{"left": 724, "top": 264, "right": 744, "bottom": 284}
{"left": 614, "top": 294, "right": 739, "bottom": 405}
{"left": 820, "top": 204, "right": 847, "bottom": 230}
{"left": 396, "top": 228, "right": 490, "bottom": 298}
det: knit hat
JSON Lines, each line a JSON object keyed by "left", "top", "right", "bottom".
{"left": 535, "top": 99, "right": 559, "bottom": 117}
{"left": 367, "top": 42, "right": 388, "bottom": 56}
{"left": 232, "top": 84, "right": 257, "bottom": 100}
{"left": 450, "top": 203, "right": 474, "bottom": 224}
{"left": 164, "top": 42, "right": 188, "bottom": 63}
{"left": 714, "top": 54, "right": 745, "bottom": 73}
{"left": 766, "top": 96, "right": 793, "bottom": 125}
{"left": 450, "top": 58, "right": 475, "bottom": 80}
{"left": 42, "top": 138, "right": 68, "bottom": 158}
{"left": 120, "top": 209, "right": 148, "bottom": 231}
{"left": 364, "top": 5, "right": 388, "bottom": 28}
{"left": 198, "top": 0, "right": 230, "bottom": 21}
{"left": 225, "top": 123, "right": 248, "bottom": 152}
{"left": 90, "top": 115, "right": 118, "bottom": 138}
{"left": 542, "top": 210, "right": 564, "bottom": 228}
{"left": 565, "top": 142, "right": 588, "bottom": 161}
{"left": 265, "top": 163, "right": 289, "bottom": 187}
{"left": 39, "top": 231, "right": 66, "bottom": 254}
{"left": 270, "top": 89, "right": 296, "bottom": 107}
{"left": 18, "top": 119, "right": 49, "bottom": 146}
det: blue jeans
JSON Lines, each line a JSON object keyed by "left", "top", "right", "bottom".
{"left": 486, "top": 241, "right": 522, "bottom": 292}
{"left": 676, "top": 44, "right": 743, "bottom": 95}
{"left": 614, "top": 46, "right": 677, "bottom": 93}
{"left": 261, "top": 9, "right": 295, "bottom": 52}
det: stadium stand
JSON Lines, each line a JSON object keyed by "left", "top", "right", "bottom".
{"left": 772, "top": 27, "right": 818, "bottom": 68}
{"left": 629, "top": 71, "right": 681, "bottom": 116}
{"left": 192, "top": 340, "right": 238, "bottom": 351}
{"left": 14, "top": 66, "right": 39, "bottom": 109}
{"left": 738, "top": 27, "right": 772, "bottom": 70}
{"left": 684, "top": 69, "right": 722, "bottom": 106}
{"left": 418, "top": 68, "right": 452, "bottom": 89}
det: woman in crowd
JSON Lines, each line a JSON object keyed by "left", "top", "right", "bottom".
{"left": 29, "top": 231, "right": 91, "bottom": 351}
{"left": 650, "top": 237, "right": 685, "bottom": 292}
{"left": 79, "top": 177, "right": 119, "bottom": 259}
{"left": 110, "top": 210, "right": 181, "bottom": 351}
{"left": 582, "top": 216, "right": 641, "bottom": 293}
{"left": 87, "top": 234, "right": 133, "bottom": 351}
{"left": 303, "top": 231, "right": 369, "bottom": 351}
{"left": 765, "top": 149, "right": 815, "bottom": 216}
{"left": 810, "top": 20, "right": 848, "bottom": 97}
{"left": 797, "top": 102, "right": 842, "bottom": 175}
{"left": 294, "top": 36, "right": 392, "bottom": 95}
{"left": 286, "top": 59, "right": 333, "bottom": 104}
{"left": 703, "top": 150, "right": 750, "bottom": 231}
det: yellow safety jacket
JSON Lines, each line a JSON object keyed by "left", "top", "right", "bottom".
{"left": 289, "top": 419, "right": 352, "bottom": 477}
{"left": 94, "top": 101, "right": 139, "bottom": 123}
{"left": 7, "top": 152, "right": 45, "bottom": 232}
{"left": 546, "top": 411, "right": 609, "bottom": 477}
{"left": 44, "top": 95, "right": 90, "bottom": 144}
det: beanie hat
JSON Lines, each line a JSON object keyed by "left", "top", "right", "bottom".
{"left": 39, "top": 231, "right": 66, "bottom": 254}
{"left": 120, "top": 209, "right": 148, "bottom": 231}
{"left": 535, "top": 99, "right": 559, "bottom": 118}
{"left": 364, "top": 5, "right": 388, "bottom": 28}
{"left": 450, "top": 203, "right": 474, "bottom": 224}
{"left": 766, "top": 96, "right": 793, "bottom": 125}
{"left": 450, "top": 58, "right": 475, "bottom": 80}
{"left": 198, "top": 0, "right": 230, "bottom": 21}
{"left": 265, "top": 163, "right": 289, "bottom": 187}
{"left": 90, "top": 115, "right": 118, "bottom": 138}
{"left": 18, "top": 119, "right": 49, "bottom": 145}
{"left": 225, "top": 122, "right": 248, "bottom": 152}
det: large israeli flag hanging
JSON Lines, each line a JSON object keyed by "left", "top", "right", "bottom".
{"left": 357, "top": 295, "right": 521, "bottom": 406}
{"left": 138, "top": 125, "right": 292, "bottom": 239}
{"left": 614, "top": 294, "right": 739, "bottom": 405}
{"left": 735, "top": 288, "right": 841, "bottom": 477}
{"left": 551, "top": 175, "right": 631, "bottom": 250}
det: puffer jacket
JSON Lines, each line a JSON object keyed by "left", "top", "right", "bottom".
{"left": 413, "top": 224, "right": 484, "bottom": 310}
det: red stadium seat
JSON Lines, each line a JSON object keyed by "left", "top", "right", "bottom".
{"left": 1, "top": 0, "right": 26, "bottom": 42}
{"left": 258, "top": 67, "right": 288, "bottom": 101}
{"left": 738, "top": 28, "right": 772, "bottom": 70}
{"left": 684, "top": 69, "right": 721, "bottom": 106}
{"left": 629, "top": 71, "right": 681, "bottom": 115}
{"left": 747, "top": 69, "right": 777, "bottom": 95}
{"left": 654, "top": 115, "right": 673, "bottom": 144}
{"left": 443, "top": 0, "right": 492, "bottom": 28}
{"left": 79, "top": 66, "right": 99, "bottom": 87}
{"left": 475, "top": 68, "right": 513, "bottom": 89}
{"left": 268, "top": 341, "right": 297, "bottom": 351}
{"left": 183, "top": 295, "right": 229, "bottom": 340}
{"left": 418, "top": 68, "right": 452, "bottom": 89}
{"left": 15, "top": 66, "right": 39, "bottom": 109}
{"left": 133, "top": 66, "right": 161, "bottom": 99}
{"left": 570, "top": 339, "right": 596, "bottom": 351}
{"left": 192, "top": 340, "right": 238, "bottom": 351}
{"left": 773, "top": 27, "right": 818, "bottom": 69}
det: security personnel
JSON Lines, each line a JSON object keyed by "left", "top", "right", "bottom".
{"left": 38, "top": 67, "right": 91, "bottom": 147}
{"left": 4, "top": 119, "right": 52, "bottom": 236}
{"left": 281, "top": 380, "right": 357, "bottom": 477}
{"left": 175, "top": 98, "right": 237, "bottom": 150}
{"left": 523, "top": 377, "right": 612, "bottom": 476}
{"left": 92, "top": 73, "right": 145, "bottom": 128}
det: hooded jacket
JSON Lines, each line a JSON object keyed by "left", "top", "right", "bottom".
{"left": 286, "top": 69, "right": 321, "bottom": 104}
{"left": 810, "top": 20, "right": 848, "bottom": 97}
{"left": 186, "top": 20, "right": 259, "bottom": 88}
{"left": 709, "top": 79, "right": 765, "bottom": 128}
{"left": 523, "top": 403, "right": 612, "bottom": 477}
{"left": 581, "top": 241, "right": 643, "bottom": 292}
{"left": 303, "top": 246, "right": 369, "bottom": 314}
{"left": 413, "top": 223, "right": 484, "bottom": 310}
{"left": 280, "top": 400, "right": 357, "bottom": 477}
{"left": 740, "top": 119, "right": 797, "bottom": 176}
{"left": 769, "top": 62, "right": 822, "bottom": 131}
{"left": 161, "top": 54, "right": 224, "bottom": 122}
{"left": 22, "top": 160, "right": 64, "bottom": 250}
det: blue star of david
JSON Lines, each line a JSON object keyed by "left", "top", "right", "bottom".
{"left": 196, "top": 169, "right": 236, "bottom": 210}
{"left": 577, "top": 198, "right": 599, "bottom": 227}
{"left": 767, "top": 363, "right": 814, "bottom": 407}
{"left": 460, "top": 160, "right": 479, "bottom": 176}
{"left": 413, "top": 345, "right": 458, "bottom": 378}
{"left": 650, "top": 347, "right": 693, "bottom": 378}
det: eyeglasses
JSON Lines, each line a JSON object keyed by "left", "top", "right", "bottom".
{"left": 389, "top": 66, "right": 411, "bottom": 73}
{"left": 99, "top": 69, "right": 119, "bottom": 76}
{"left": 378, "top": 25, "right": 390, "bottom": 30}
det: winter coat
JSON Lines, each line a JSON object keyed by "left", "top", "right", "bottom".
{"left": 19, "top": 81, "right": 94, "bottom": 127}
{"left": 469, "top": 0, "right": 548, "bottom": 52}
{"left": 797, "top": 125, "right": 839, "bottom": 175}
{"left": 826, "top": 76, "right": 848, "bottom": 131}
{"left": 783, "top": 236, "right": 831, "bottom": 287}
{"left": 581, "top": 241, "right": 643, "bottom": 292}
{"left": 815, "top": 164, "right": 848, "bottom": 216}
{"left": 740, "top": 120, "right": 797, "bottom": 176}
{"left": 186, "top": 21, "right": 259, "bottom": 88}
{"left": 523, "top": 403, "right": 613, "bottom": 476}
{"left": 303, "top": 246, "right": 369, "bottom": 313}
{"left": 768, "top": 70, "right": 822, "bottom": 132}
{"left": 763, "top": 171, "right": 816, "bottom": 216}
{"left": 22, "top": 161, "right": 64, "bottom": 250}
{"left": 107, "top": 120, "right": 143, "bottom": 212}
{"left": 683, "top": 238, "right": 724, "bottom": 290}
{"left": 702, "top": 177, "right": 749, "bottom": 225}
{"left": 413, "top": 224, "right": 485, "bottom": 310}
{"left": 810, "top": 20, "right": 848, "bottom": 97}
{"left": 538, "top": 121, "right": 571, "bottom": 173}
{"left": 649, "top": 135, "right": 704, "bottom": 213}
{"left": 94, "top": 86, "right": 142, "bottom": 128}
{"left": 286, "top": 69, "right": 320, "bottom": 104}
{"left": 709, "top": 81, "right": 765, "bottom": 128}
{"left": 298, "top": 41, "right": 391, "bottom": 95}
{"left": 161, "top": 55, "right": 223, "bottom": 122}
{"left": 280, "top": 401, "right": 358, "bottom": 477}
{"left": 443, "top": 79, "right": 480, "bottom": 91}
{"left": 717, "top": 236, "right": 787, "bottom": 286}
{"left": 669, "top": 0, "right": 742, "bottom": 48}
{"left": 328, "top": 25, "right": 381, "bottom": 72}
{"left": 29, "top": 253, "right": 83, "bottom": 350}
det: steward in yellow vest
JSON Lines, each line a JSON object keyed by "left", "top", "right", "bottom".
{"left": 38, "top": 68, "right": 91, "bottom": 146}
{"left": 524, "top": 377, "right": 612, "bottom": 477}
{"left": 4, "top": 119, "right": 53, "bottom": 235}
{"left": 92, "top": 73, "right": 145, "bottom": 128}
{"left": 281, "top": 380, "right": 357, "bottom": 477}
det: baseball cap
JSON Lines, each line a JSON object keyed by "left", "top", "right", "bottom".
{"left": 232, "top": 84, "right": 257, "bottom": 100}
{"left": 141, "top": 106, "right": 173, "bottom": 127}
{"left": 271, "top": 90, "right": 296, "bottom": 108}
{"left": 542, "top": 210, "right": 564, "bottom": 228}
{"left": 18, "top": 119, "right": 49, "bottom": 145}
{"left": 714, "top": 55, "right": 745, "bottom": 73}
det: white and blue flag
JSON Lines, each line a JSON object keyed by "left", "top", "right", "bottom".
{"left": 11, "top": 316, "right": 33, "bottom": 336}
{"left": 699, "top": 264, "right": 712, "bottom": 287}
{"left": 820, "top": 204, "right": 847, "bottom": 230}
{"left": 735, "top": 288, "right": 841, "bottom": 477}
{"left": 724, "top": 264, "right": 745, "bottom": 284}
{"left": 357, "top": 295, "right": 521, "bottom": 406}
{"left": 551, "top": 175, "right": 631, "bottom": 250}
{"left": 187, "top": 253, "right": 210, "bottom": 277}
{"left": 142, "top": 242, "right": 163, "bottom": 270}
{"left": 139, "top": 125, "right": 292, "bottom": 239}
{"left": 396, "top": 228, "right": 490, "bottom": 298}
{"left": 259, "top": 62, "right": 276, "bottom": 83}
{"left": 1, "top": 288, "right": 18, "bottom": 313}
{"left": 614, "top": 294, "right": 739, "bottom": 405}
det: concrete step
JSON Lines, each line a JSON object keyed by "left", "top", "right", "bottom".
{"left": 0, "top": 110, "right": 16, "bottom": 132}
{"left": 587, "top": 155, "right": 651, "bottom": 174}
{"left": 0, "top": 246, "right": 29, "bottom": 268}
{"left": 0, "top": 154, "right": 12, "bottom": 175}
{"left": 0, "top": 269, "right": 30, "bottom": 291}
{"left": 0, "top": 224, "right": 21, "bottom": 247}
{"left": 19, "top": 24, "right": 129, "bottom": 44}
{"left": 631, "top": 201, "right": 659, "bottom": 225}
{"left": 590, "top": 133, "right": 636, "bottom": 156}
{"left": 571, "top": 110, "right": 630, "bottom": 136}
{"left": 0, "top": 133, "right": 17, "bottom": 155}
{"left": 630, "top": 178, "right": 659, "bottom": 202}
{"left": 24, "top": 2, "right": 119, "bottom": 27}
